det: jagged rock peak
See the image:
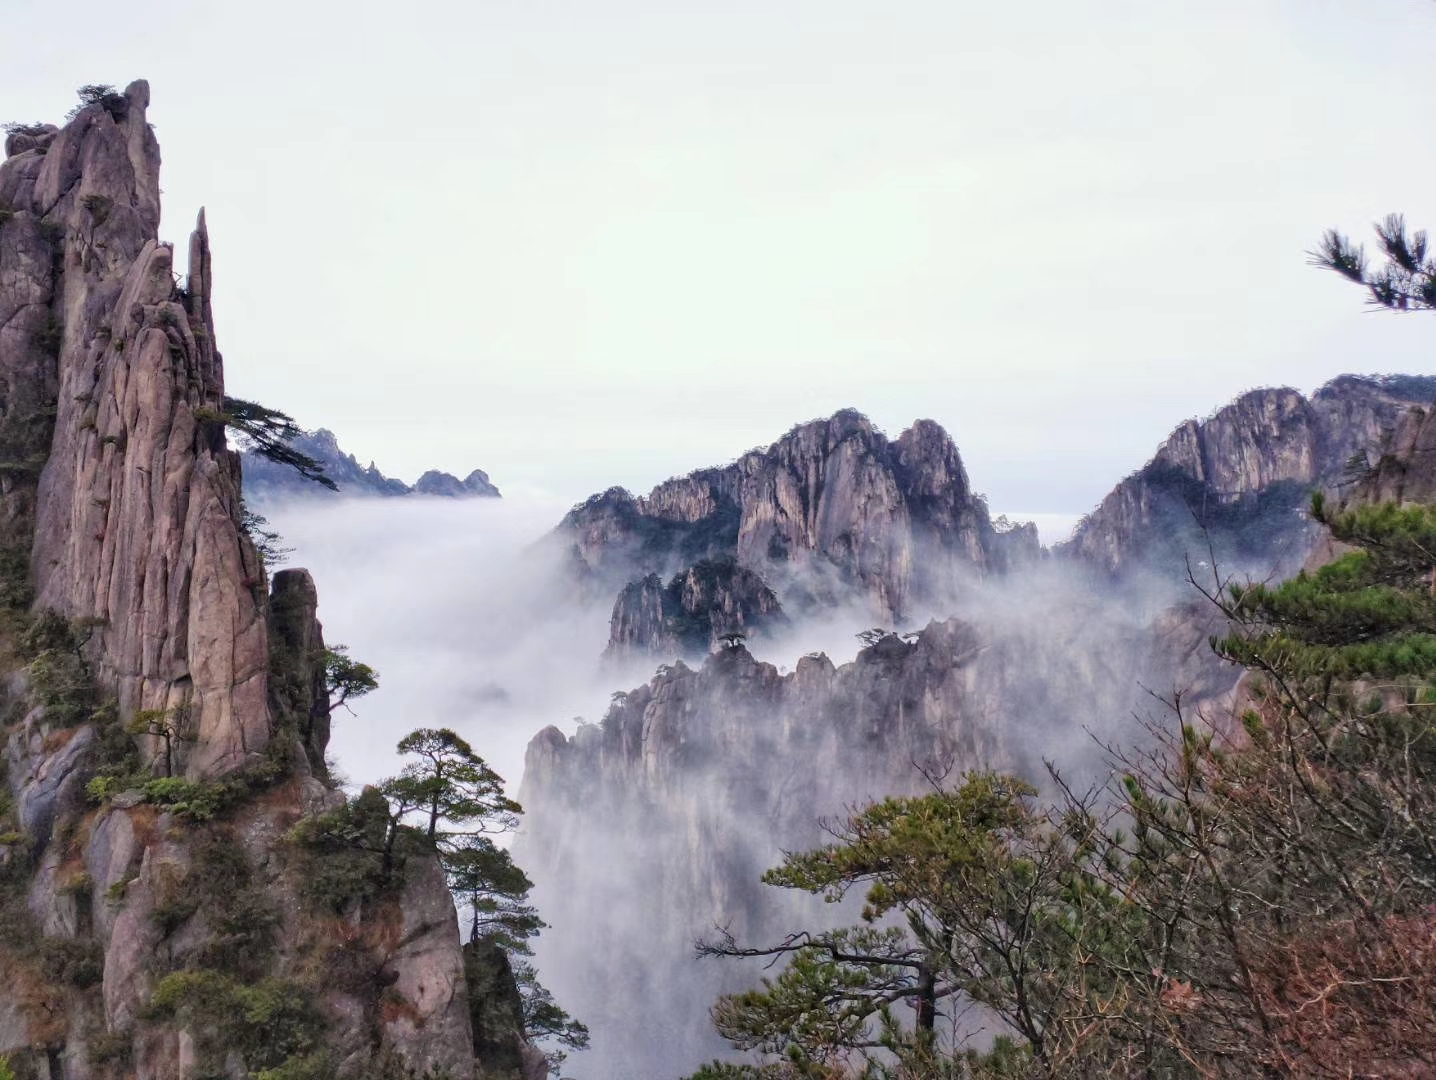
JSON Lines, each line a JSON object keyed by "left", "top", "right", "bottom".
{"left": 0, "top": 82, "right": 513, "bottom": 1080}
{"left": 604, "top": 556, "right": 788, "bottom": 661}
{"left": 560, "top": 409, "right": 1037, "bottom": 623}
{"left": 241, "top": 426, "right": 501, "bottom": 501}
{"left": 2, "top": 77, "right": 269, "bottom": 779}
{"left": 1061, "top": 375, "right": 1436, "bottom": 577}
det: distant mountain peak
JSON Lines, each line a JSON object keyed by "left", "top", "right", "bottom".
{"left": 240, "top": 429, "right": 500, "bottom": 502}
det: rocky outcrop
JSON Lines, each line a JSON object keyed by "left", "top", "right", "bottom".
{"left": 521, "top": 578, "right": 1236, "bottom": 1079}
{"left": 1349, "top": 401, "right": 1436, "bottom": 506}
{"left": 1, "top": 80, "right": 267, "bottom": 781}
{"left": 521, "top": 376, "right": 1436, "bottom": 1078}
{"left": 560, "top": 409, "right": 1036, "bottom": 627}
{"left": 412, "top": 468, "right": 500, "bottom": 498}
{"left": 0, "top": 82, "right": 518, "bottom": 1080}
{"left": 242, "top": 427, "right": 501, "bottom": 502}
{"left": 604, "top": 557, "right": 787, "bottom": 661}
{"left": 1061, "top": 376, "right": 1436, "bottom": 578}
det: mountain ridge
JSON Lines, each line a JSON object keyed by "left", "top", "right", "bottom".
{"left": 241, "top": 427, "right": 500, "bottom": 502}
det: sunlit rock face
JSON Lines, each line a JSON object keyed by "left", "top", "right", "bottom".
{"left": 1, "top": 80, "right": 267, "bottom": 780}
{"left": 0, "top": 84, "right": 520, "bottom": 1080}
{"left": 1060, "top": 375, "right": 1436, "bottom": 579}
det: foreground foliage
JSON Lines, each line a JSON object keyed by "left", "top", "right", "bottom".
{"left": 290, "top": 726, "right": 586, "bottom": 1071}
{"left": 691, "top": 497, "right": 1436, "bottom": 1078}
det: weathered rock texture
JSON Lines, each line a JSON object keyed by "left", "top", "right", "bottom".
{"left": 1061, "top": 376, "right": 1436, "bottom": 578}
{"left": 1, "top": 81, "right": 267, "bottom": 781}
{"left": 560, "top": 409, "right": 1039, "bottom": 663}
{"left": 1349, "top": 399, "right": 1436, "bottom": 506}
{"left": 523, "top": 375, "right": 1436, "bottom": 1078}
{"left": 242, "top": 427, "right": 500, "bottom": 502}
{"left": 521, "top": 574, "right": 1232, "bottom": 1079}
{"left": 604, "top": 557, "right": 787, "bottom": 661}
{"left": 0, "top": 84, "right": 526, "bottom": 1080}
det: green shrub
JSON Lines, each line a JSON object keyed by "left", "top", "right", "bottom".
{"left": 254, "top": 1051, "right": 335, "bottom": 1080}
{"left": 189, "top": 830, "right": 277, "bottom": 978}
{"left": 139, "top": 777, "right": 230, "bottom": 821}
{"left": 37, "top": 937, "right": 104, "bottom": 987}
{"left": 85, "top": 1030, "right": 132, "bottom": 1069}
{"left": 151, "top": 887, "right": 200, "bottom": 936}
{"left": 85, "top": 775, "right": 128, "bottom": 804}
{"left": 104, "top": 873, "right": 137, "bottom": 902}
{"left": 0, "top": 544, "right": 33, "bottom": 612}
{"left": 146, "top": 971, "right": 327, "bottom": 1074}
{"left": 58, "top": 869, "right": 92, "bottom": 896}
{"left": 287, "top": 788, "right": 397, "bottom": 913}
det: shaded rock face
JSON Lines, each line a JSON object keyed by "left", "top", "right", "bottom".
{"left": 1061, "top": 376, "right": 1436, "bottom": 579}
{"left": 1351, "top": 400, "right": 1436, "bottom": 506}
{"left": 604, "top": 556, "right": 787, "bottom": 661}
{"left": 560, "top": 409, "right": 1034, "bottom": 635}
{"left": 412, "top": 468, "right": 500, "bottom": 498}
{"left": 0, "top": 84, "right": 505, "bottom": 1080}
{"left": 242, "top": 427, "right": 501, "bottom": 502}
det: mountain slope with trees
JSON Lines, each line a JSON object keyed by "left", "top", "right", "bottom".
{"left": 0, "top": 82, "right": 558, "bottom": 1080}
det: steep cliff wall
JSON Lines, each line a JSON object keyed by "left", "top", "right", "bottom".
{"left": 560, "top": 409, "right": 1039, "bottom": 658}
{"left": 603, "top": 557, "right": 787, "bottom": 661}
{"left": 521, "top": 567, "right": 1231, "bottom": 1079}
{"left": 1061, "top": 376, "right": 1436, "bottom": 578}
{"left": 0, "top": 84, "right": 520, "bottom": 1080}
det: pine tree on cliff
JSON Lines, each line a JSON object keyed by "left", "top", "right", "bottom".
{"left": 686, "top": 497, "right": 1436, "bottom": 1077}
{"left": 1313, "top": 213, "right": 1436, "bottom": 311}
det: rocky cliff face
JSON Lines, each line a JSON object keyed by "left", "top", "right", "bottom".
{"left": 0, "top": 83, "right": 528, "bottom": 1080}
{"left": 521, "top": 567, "right": 1232, "bottom": 1079}
{"left": 1348, "top": 399, "right": 1436, "bottom": 506}
{"left": 242, "top": 427, "right": 501, "bottom": 502}
{"left": 560, "top": 409, "right": 1038, "bottom": 654}
{"left": 523, "top": 375, "right": 1436, "bottom": 1078}
{"left": 1061, "top": 376, "right": 1436, "bottom": 578}
{"left": 603, "top": 557, "right": 787, "bottom": 661}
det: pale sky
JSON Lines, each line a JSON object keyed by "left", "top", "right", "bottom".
{"left": 6, "top": 0, "right": 1436, "bottom": 513}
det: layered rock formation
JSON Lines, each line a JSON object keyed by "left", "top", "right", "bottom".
{"left": 0, "top": 83, "right": 532, "bottom": 1080}
{"left": 242, "top": 427, "right": 501, "bottom": 502}
{"left": 1061, "top": 376, "right": 1436, "bottom": 578}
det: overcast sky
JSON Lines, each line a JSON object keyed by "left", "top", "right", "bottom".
{"left": 6, "top": 0, "right": 1436, "bottom": 514}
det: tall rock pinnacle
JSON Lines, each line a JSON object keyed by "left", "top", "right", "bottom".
{"left": 3, "top": 81, "right": 269, "bottom": 778}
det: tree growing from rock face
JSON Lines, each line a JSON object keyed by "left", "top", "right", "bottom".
{"left": 322, "top": 645, "right": 378, "bottom": 713}
{"left": 383, "top": 729, "right": 587, "bottom": 1073}
{"left": 209, "top": 396, "right": 337, "bottom": 490}
{"left": 380, "top": 727, "right": 521, "bottom": 846}
{"left": 127, "top": 705, "right": 190, "bottom": 778}
{"left": 445, "top": 835, "right": 544, "bottom": 950}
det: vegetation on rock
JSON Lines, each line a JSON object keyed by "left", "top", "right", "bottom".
{"left": 687, "top": 494, "right": 1436, "bottom": 1078}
